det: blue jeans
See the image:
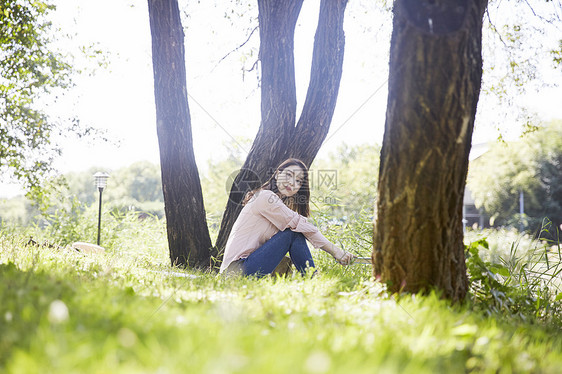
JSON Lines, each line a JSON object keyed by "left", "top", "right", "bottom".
{"left": 242, "top": 229, "right": 315, "bottom": 277}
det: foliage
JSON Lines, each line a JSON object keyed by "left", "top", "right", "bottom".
{"left": 310, "top": 143, "right": 380, "bottom": 221}
{"left": 0, "top": 161, "right": 166, "bottom": 226}
{"left": 0, "top": 196, "right": 34, "bottom": 226}
{"left": 309, "top": 206, "right": 374, "bottom": 286}
{"left": 0, "top": 0, "right": 73, "bottom": 188}
{"left": 1, "top": 142, "right": 380, "bottom": 227}
{"left": 36, "top": 202, "right": 167, "bottom": 249}
{"left": 479, "top": 0, "right": 562, "bottom": 136}
{"left": 61, "top": 161, "right": 164, "bottom": 210}
{"left": 1, "top": 220, "right": 562, "bottom": 373}
{"left": 199, "top": 138, "right": 250, "bottom": 230}
{"left": 465, "top": 224, "right": 562, "bottom": 325}
{"left": 467, "top": 120, "right": 562, "bottom": 233}
{"left": 100, "top": 161, "right": 164, "bottom": 217}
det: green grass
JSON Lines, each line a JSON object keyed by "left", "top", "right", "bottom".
{"left": 1, "top": 219, "right": 562, "bottom": 373}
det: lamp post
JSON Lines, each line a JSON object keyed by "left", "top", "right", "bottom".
{"left": 94, "top": 172, "right": 110, "bottom": 246}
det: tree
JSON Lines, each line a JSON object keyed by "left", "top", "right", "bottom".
{"left": 110, "top": 161, "right": 163, "bottom": 204}
{"left": 148, "top": 0, "right": 212, "bottom": 268}
{"left": 0, "top": 0, "right": 74, "bottom": 189}
{"left": 467, "top": 120, "right": 562, "bottom": 233}
{"left": 373, "top": 0, "right": 488, "bottom": 301}
{"left": 215, "top": 0, "right": 349, "bottom": 255}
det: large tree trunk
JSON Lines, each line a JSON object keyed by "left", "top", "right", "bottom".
{"left": 148, "top": 0, "right": 212, "bottom": 268}
{"left": 215, "top": 0, "right": 348, "bottom": 256}
{"left": 373, "top": 0, "right": 488, "bottom": 301}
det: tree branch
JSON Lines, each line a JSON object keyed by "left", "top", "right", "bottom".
{"left": 212, "top": 26, "right": 258, "bottom": 72}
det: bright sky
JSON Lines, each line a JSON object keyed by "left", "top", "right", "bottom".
{"left": 1, "top": 0, "right": 561, "bottom": 198}
{"left": 47, "top": 0, "right": 389, "bottom": 173}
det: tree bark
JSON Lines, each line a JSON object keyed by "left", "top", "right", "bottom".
{"left": 213, "top": 0, "right": 303, "bottom": 254}
{"left": 288, "top": 0, "right": 347, "bottom": 165}
{"left": 373, "top": 0, "right": 488, "bottom": 301}
{"left": 148, "top": 0, "right": 213, "bottom": 268}
{"left": 215, "top": 0, "right": 348, "bottom": 256}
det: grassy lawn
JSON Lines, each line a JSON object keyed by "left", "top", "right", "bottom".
{"left": 1, "top": 220, "right": 561, "bottom": 373}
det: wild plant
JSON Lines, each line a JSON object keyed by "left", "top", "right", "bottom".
{"left": 466, "top": 220, "right": 562, "bottom": 325}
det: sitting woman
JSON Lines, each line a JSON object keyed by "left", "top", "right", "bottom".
{"left": 219, "top": 158, "right": 354, "bottom": 277}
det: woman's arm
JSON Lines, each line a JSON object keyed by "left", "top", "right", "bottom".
{"left": 252, "top": 190, "right": 331, "bottom": 247}
{"left": 253, "top": 190, "right": 354, "bottom": 265}
{"left": 321, "top": 242, "right": 354, "bottom": 265}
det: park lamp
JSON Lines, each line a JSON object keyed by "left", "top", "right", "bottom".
{"left": 94, "top": 172, "right": 110, "bottom": 191}
{"left": 93, "top": 172, "right": 110, "bottom": 246}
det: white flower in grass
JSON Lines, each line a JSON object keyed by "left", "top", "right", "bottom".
{"left": 304, "top": 350, "right": 331, "bottom": 373}
{"left": 118, "top": 328, "right": 137, "bottom": 348}
{"left": 48, "top": 300, "right": 69, "bottom": 324}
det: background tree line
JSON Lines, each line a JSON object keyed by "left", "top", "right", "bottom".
{"left": 2, "top": 120, "right": 560, "bottom": 236}
{"left": 468, "top": 120, "right": 562, "bottom": 234}
{"left": 0, "top": 142, "right": 380, "bottom": 228}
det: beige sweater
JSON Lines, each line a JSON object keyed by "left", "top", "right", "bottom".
{"left": 219, "top": 189, "right": 332, "bottom": 273}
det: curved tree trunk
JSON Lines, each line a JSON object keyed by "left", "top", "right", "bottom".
{"left": 148, "top": 0, "right": 213, "bottom": 268}
{"left": 214, "top": 0, "right": 348, "bottom": 256}
{"left": 373, "top": 0, "right": 488, "bottom": 301}
{"left": 287, "top": 0, "right": 347, "bottom": 165}
{"left": 213, "top": 0, "right": 303, "bottom": 255}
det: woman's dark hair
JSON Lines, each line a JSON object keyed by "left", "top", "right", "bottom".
{"left": 244, "top": 158, "right": 311, "bottom": 217}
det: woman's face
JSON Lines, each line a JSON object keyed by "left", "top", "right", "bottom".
{"left": 275, "top": 164, "right": 305, "bottom": 197}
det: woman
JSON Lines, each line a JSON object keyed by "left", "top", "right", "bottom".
{"left": 219, "top": 158, "right": 354, "bottom": 277}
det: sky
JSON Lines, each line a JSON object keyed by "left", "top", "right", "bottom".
{"left": 1, "top": 0, "right": 561, "bottom": 198}
{"left": 50, "top": 0, "right": 390, "bottom": 171}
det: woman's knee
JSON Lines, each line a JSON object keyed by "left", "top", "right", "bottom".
{"left": 278, "top": 229, "right": 297, "bottom": 238}
{"left": 276, "top": 229, "right": 305, "bottom": 244}
{"left": 293, "top": 231, "right": 306, "bottom": 243}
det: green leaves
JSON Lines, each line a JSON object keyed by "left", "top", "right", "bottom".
{"left": 467, "top": 120, "right": 562, "bottom": 232}
{"left": 0, "top": 0, "right": 73, "bottom": 190}
{"left": 488, "top": 264, "right": 510, "bottom": 278}
{"left": 551, "top": 39, "right": 562, "bottom": 66}
{"left": 466, "top": 231, "right": 562, "bottom": 324}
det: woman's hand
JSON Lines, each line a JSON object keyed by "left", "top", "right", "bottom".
{"left": 321, "top": 243, "right": 355, "bottom": 266}
{"left": 335, "top": 249, "right": 354, "bottom": 266}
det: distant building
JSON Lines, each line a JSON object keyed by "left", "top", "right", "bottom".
{"left": 462, "top": 142, "right": 490, "bottom": 231}
{"left": 463, "top": 187, "right": 485, "bottom": 230}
